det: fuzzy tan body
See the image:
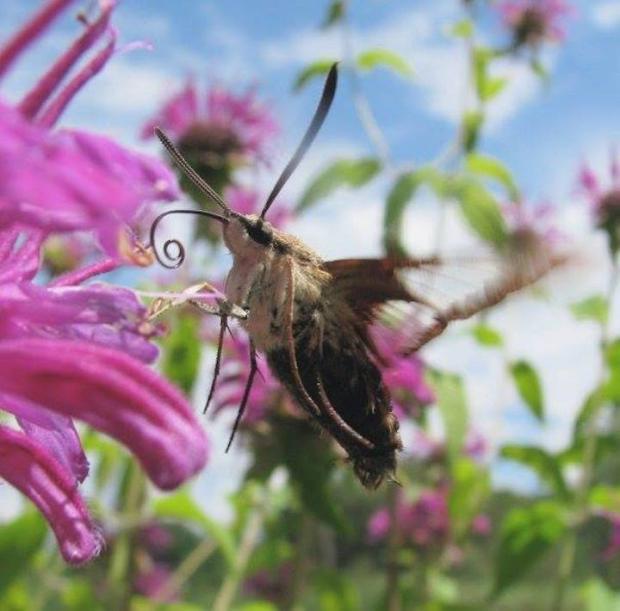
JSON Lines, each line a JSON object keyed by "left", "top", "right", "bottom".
{"left": 223, "top": 216, "right": 402, "bottom": 487}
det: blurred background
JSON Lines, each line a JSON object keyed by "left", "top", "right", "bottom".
{"left": 2, "top": 0, "right": 620, "bottom": 609}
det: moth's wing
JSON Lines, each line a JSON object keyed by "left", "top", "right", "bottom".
{"left": 324, "top": 242, "right": 563, "bottom": 354}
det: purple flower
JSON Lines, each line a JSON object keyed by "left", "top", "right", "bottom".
{"left": 208, "top": 323, "right": 282, "bottom": 425}
{"left": 0, "top": 1, "right": 208, "bottom": 566}
{"left": 371, "top": 325, "right": 434, "bottom": 420}
{"left": 502, "top": 201, "right": 563, "bottom": 246}
{"left": 141, "top": 80, "right": 279, "bottom": 166}
{"left": 497, "top": 0, "right": 573, "bottom": 49}
{"left": 472, "top": 514, "right": 492, "bottom": 536}
{"left": 602, "top": 514, "right": 620, "bottom": 561}
{"left": 244, "top": 562, "right": 293, "bottom": 604}
{"left": 134, "top": 562, "right": 178, "bottom": 603}
{"left": 367, "top": 488, "right": 450, "bottom": 550}
{"left": 579, "top": 149, "right": 620, "bottom": 227}
{"left": 0, "top": 0, "right": 179, "bottom": 257}
{"left": 225, "top": 185, "right": 292, "bottom": 229}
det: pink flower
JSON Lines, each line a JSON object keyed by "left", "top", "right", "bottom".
{"left": 602, "top": 514, "right": 620, "bottom": 561}
{"left": 225, "top": 185, "right": 292, "bottom": 229}
{"left": 371, "top": 325, "right": 434, "bottom": 420}
{"left": 367, "top": 489, "right": 450, "bottom": 550}
{"left": 578, "top": 149, "right": 620, "bottom": 226}
{"left": 209, "top": 324, "right": 282, "bottom": 425}
{"left": 502, "top": 201, "right": 563, "bottom": 246}
{"left": 141, "top": 81, "right": 278, "bottom": 165}
{"left": 472, "top": 514, "right": 492, "bottom": 536}
{"left": 0, "top": 1, "right": 207, "bottom": 565}
{"left": 497, "top": 0, "right": 573, "bottom": 48}
{"left": 0, "top": 0, "right": 179, "bottom": 256}
{"left": 244, "top": 562, "right": 293, "bottom": 604}
{"left": 134, "top": 562, "right": 178, "bottom": 603}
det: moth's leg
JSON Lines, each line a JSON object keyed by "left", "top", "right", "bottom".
{"left": 282, "top": 257, "right": 375, "bottom": 451}
{"left": 203, "top": 313, "right": 228, "bottom": 414}
{"left": 224, "top": 339, "right": 258, "bottom": 453}
{"left": 405, "top": 310, "right": 448, "bottom": 354}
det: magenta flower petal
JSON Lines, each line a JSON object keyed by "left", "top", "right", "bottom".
{"left": 0, "top": 226, "right": 42, "bottom": 284}
{"left": 1, "top": 391, "right": 89, "bottom": 483}
{"left": 18, "top": 1, "right": 114, "bottom": 120}
{"left": 0, "top": 425, "right": 102, "bottom": 564}
{"left": 0, "top": 0, "right": 75, "bottom": 79}
{"left": 367, "top": 508, "right": 390, "bottom": 542}
{"left": 140, "top": 81, "right": 199, "bottom": 141}
{"left": 0, "top": 339, "right": 208, "bottom": 490}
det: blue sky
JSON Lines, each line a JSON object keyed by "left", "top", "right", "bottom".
{"left": 2, "top": 0, "right": 620, "bottom": 512}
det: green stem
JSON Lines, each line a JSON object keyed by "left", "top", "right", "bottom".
{"left": 211, "top": 501, "right": 265, "bottom": 611}
{"left": 386, "top": 485, "right": 402, "bottom": 611}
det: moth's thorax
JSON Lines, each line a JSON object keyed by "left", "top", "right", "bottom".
{"left": 222, "top": 215, "right": 268, "bottom": 259}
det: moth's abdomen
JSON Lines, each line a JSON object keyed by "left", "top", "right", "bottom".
{"left": 267, "top": 311, "right": 402, "bottom": 488}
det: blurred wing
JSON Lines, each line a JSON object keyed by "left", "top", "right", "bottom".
{"left": 324, "top": 242, "right": 563, "bottom": 354}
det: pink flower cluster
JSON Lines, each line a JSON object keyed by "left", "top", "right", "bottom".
{"left": 497, "top": 0, "right": 572, "bottom": 48}
{"left": 141, "top": 78, "right": 279, "bottom": 164}
{"left": 579, "top": 149, "right": 620, "bottom": 226}
{"left": 0, "top": 0, "right": 208, "bottom": 564}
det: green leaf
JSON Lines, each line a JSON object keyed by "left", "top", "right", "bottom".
{"left": 356, "top": 48, "right": 413, "bottom": 79}
{"left": 530, "top": 58, "right": 550, "bottom": 82}
{"left": 161, "top": 314, "right": 201, "bottom": 394}
{"left": 571, "top": 295, "right": 609, "bottom": 325}
{"left": 428, "top": 371, "right": 468, "bottom": 462}
{"left": 450, "top": 18, "right": 474, "bottom": 38}
{"left": 481, "top": 77, "right": 508, "bottom": 102}
{"left": 573, "top": 386, "right": 605, "bottom": 441}
{"left": 293, "top": 59, "right": 337, "bottom": 92}
{"left": 235, "top": 603, "right": 279, "bottom": 611}
{"left": 448, "top": 458, "right": 490, "bottom": 538}
{"left": 0, "top": 511, "right": 46, "bottom": 594}
{"left": 509, "top": 360, "right": 544, "bottom": 421}
{"left": 473, "top": 47, "right": 493, "bottom": 101}
{"left": 297, "top": 158, "right": 381, "bottom": 211}
{"left": 383, "top": 166, "right": 443, "bottom": 255}
{"left": 471, "top": 324, "right": 503, "bottom": 347}
{"left": 582, "top": 578, "right": 620, "bottom": 611}
{"left": 492, "top": 501, "right": 567, "bottom": 598}
{"left": 153, "top": 491, "right": 236, "bottom": 568}
{"left": 276, "top": 419, "right": 347, "bottom": 531}
{"left": 589, "top": 485, "right": 620, "bottom": 514}
{"left": 314, "top": 570, "right": 360, "bottom": 611}
{"left": 449, "top": 177, "right": 508, "bottom": 246}
{"left": 321, "top": 0, "right": 344, "bottom": 28}
{"left": 461, "top": 111, "right": 484, "bottom": 152}
{"left": 500, "top": 445, "right": 570, "bottom": 500}
{"left": 465, "top": 153, "right": 520, "bottom": 201}
{"left": 131, "top": 598, "right": 204, "bottom": 611}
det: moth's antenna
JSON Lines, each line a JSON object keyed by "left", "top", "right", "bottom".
{"left": 149, "top": 209, "right": 228, "bottom": 269}
{"left": 260, "top": 63, "right": 338, "bottom": 219}
{"left": 155, "top": 128, "right": 233, "bottom": 215}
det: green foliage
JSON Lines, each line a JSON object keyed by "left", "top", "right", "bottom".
{"left": 383, "top": 166, "right": 443, "bottom": 255}
{"left": 153, "top": 490, "right": 236, "bottom": 568}
{"left": 473, "top": 47, "right": 506, "bottom": 102}
{"left": 582, "top": 578, "right": 620, "bottom": 611}
{"left": 492, "top": 502, "right": 568, "bottom": 598}
{"left": 501, "top": 445, "right": 570, "bottom": 501}
{"left": 450, "top": 18, "right": 474, "bottom": 39}
{"left": 428, "top": 371, "right": 469, "bottom": 463}
{"left": 589, "top": 485, "right": 620, "bottom": 513}
{"left": 161, "top": 313, "right": 201, "bottom": 394}
{"left": 131, "top": 598, "right": 204, "bottom": 611}
{"left": 448, "top": 176, "right": 508, "bottom": 247}
{"left": 321, "top": 0, "right": 344, "bottom": 28}
{"left": 571, "top": 295, "right": 609, "bottom": 325}
{"left": 471, "top": 323, "right": 504, "bottom": 347}
{"left": 313, "top": 570, "right": 360, "bottom": 611}
{"left": 0, "top": 511, "right": 46, "bottom": 595}
{"left": 449, "top": 458, "right": 491, "bottom": 539}
{"left": 293, "top": 59, "right": 337, "bottom": 92}
{"left": 509, "top": 360, "right": 545, "bottom": 421}
{"left": 297, "top": 158, "right": 381, "bottom": 211}
{"left": 356, "top": 48, "right": 413, "bottom": 79}
{"left": 465, "top": 153, "right": 520, "bottom": 201}
{"left": 461, "top": 111, "right": 484, "bottom": 152}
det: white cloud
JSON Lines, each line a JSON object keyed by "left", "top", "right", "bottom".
{"left": 259, "top": 4, "right": 545, "bottom": 131}
{"left": 591, "top": 2, "right": 620, "bottom": 29}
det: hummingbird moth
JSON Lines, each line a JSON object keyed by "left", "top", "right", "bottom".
{"left": 149, "top": 65, "right": 560, "bottom": 488}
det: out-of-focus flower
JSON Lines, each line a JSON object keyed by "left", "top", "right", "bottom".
{"left": 497, "top": 0, "right": 573, "bottom": 50}
{"left": 209, "top": 324, "right": 282, "bottom": 425}
{"left": 465, "top": 430, "right": 488, "bottom": 462}
{"left": 472, "top": 514, "right": 492, "bottom": 536}
{"left": 141, "top": 79, "right": 278, "bottom": 210}
{"left": 244, "top": 562, "right": 293, "bottom": 604}
{"left": 371, "top": 325, "right": 434, "bottom": 420}
{"left": 367, "top": 489, "right": 450, "bottom": 550}
{"left": 134, "top": 562, "right": 178, "bottom": 603}
{"left": 225, "top": 185, "right": 292, "bottom": 229}
{"left": 601, "top": 513, "right": 620, "bottom": 561}
{"left": 0, "top": 1, "right": 207, "bottom": 565}
{"left": 503, "top": 201, "right": 563, "bottom": 246}
{"left": 579, "top": 149, "right": 620, "bottom": 253}
{"left": 139, "top": 522, "right": 174, "bottom": 553}
{"left": 0, "top": 0, "right": 179, "bottom": 258}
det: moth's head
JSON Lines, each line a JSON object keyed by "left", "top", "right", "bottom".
{"left": 223, "top": 214, "right": 274, "bottom": 256}
{"left": 149, "top": 64, "right": 337, "bottom": 270}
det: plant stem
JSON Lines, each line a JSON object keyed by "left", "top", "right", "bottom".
{"left": 386, "top": 484, "right": 401, "bottom": 611}
{"left": 212, "top": 501, "right": 265, "bottom": 611}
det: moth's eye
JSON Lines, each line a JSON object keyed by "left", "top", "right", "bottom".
{"left": 245, "top": 219, "right": 273, "bottom": 246}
